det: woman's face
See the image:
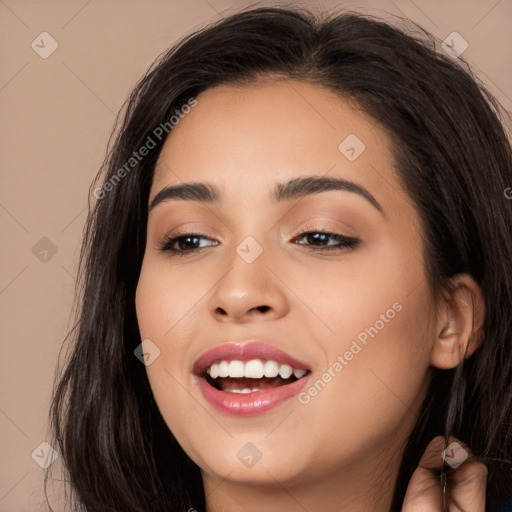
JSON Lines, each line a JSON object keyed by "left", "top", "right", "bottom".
{"left": 135, "top": 80, "right": 437, "bottom": 492}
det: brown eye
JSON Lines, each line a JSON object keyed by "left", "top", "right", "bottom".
{"left": 292, "top": 231, "right": 359, "bottom": 251}
{"left": 160, "top": 233, "right": 218, "bottom": 255}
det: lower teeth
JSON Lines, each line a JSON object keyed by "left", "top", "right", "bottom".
{"left": 225, "top": 388, "right": 260, "bottom": 394}
{"left": 205, "top": 374, "right": 302, "bottom": 392}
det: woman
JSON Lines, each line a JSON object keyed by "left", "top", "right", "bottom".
{"left": 46, "top": 7, "right": 512, "bottom": 511}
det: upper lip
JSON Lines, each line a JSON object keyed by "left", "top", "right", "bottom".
{"left": 193, "top": 341, "right": 311, "bottom": 375}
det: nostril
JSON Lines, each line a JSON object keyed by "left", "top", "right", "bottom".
{"left": 255, "top": 305, "right": 270, "bottom": 313}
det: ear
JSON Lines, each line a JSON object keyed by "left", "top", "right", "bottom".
{"left": 430, "top": 274, "right": 485, "bottom": 369}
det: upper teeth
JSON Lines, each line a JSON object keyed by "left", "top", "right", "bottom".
{"left": 206, "top": 359, "right": 307, "bottom": 380}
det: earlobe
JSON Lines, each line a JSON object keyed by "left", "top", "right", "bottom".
{"left": 430, "top": 274, "right": 485, "bottom": 370}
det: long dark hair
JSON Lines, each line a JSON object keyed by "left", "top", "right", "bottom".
{"left": 46, "top": 6, "right": 512, "bottom": 511}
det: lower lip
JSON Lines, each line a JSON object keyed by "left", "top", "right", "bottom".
{"left": 196, "top": 376, "right": 310, "bottom": 416}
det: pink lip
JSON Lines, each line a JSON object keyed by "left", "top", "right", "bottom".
{"left": 193, "top": 341, "right": 311, "bottom": 417}
{"left": 196, "top": 375, "right": 310, "bottom": 416}
{"left": 193, "top": 341, "right": 311, "bottom": 375}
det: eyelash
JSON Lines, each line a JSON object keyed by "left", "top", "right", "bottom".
{"left": 159, "top": 228, "right": 360, "bottom": 256}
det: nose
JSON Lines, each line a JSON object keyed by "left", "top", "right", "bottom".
{"left": 207, "top": 245, "right": 290, "bottom": 323}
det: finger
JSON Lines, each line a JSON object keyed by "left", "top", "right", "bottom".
{"left": 441, "top": 437, "right": 487, "bottom": 512}
{"left": 446, "top": 460, "right": 487, "bottom": 512}
{"left": 402, "top": 436, "right": 446, "bottom": 511}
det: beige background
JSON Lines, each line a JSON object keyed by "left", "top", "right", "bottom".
{"left": 0, "top": 0, "right": 510, "bottom": 510}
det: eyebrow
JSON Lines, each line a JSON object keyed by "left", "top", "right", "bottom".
{"left": 148, "top": 175, "right": 384, "bottom": 215}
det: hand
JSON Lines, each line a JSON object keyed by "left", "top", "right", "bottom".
{"left": 402, "top": 436, "right": 488, "bottom": 511}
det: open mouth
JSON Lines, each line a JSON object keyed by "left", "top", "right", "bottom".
{"left": 193, "top": 342, "right": 312, "bottom": 415}
{"left": 204, "top": 359, "right": 310, "bottom": 394}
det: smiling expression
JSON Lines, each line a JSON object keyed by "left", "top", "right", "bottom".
{"left": 135, "top": 79, "right": 437, "bottom": 490}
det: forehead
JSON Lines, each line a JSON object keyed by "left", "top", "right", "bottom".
{"left": 151, "top": 80, "right": 402, "bottom": 212}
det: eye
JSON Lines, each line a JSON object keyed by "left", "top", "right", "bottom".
{"left": 159, "top": 232, "right": 218, "bottom": 255}
{"left": 292, "top": 229, "right": 360, "bottom": 252}
{"left": 159, "top": 229, "right": 360, "bottom": 256}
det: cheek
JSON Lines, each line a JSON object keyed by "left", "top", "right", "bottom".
{"left": 135, "top": 260, "right": 213, "bottom": 441}
{"left": 135, "top": 260, "right": 207, "bottom": 342}
{"left": 300, "top": 284, "right": 434, "bottom": 456}
{"left": 291, "top": 252, "right": 435, "bottom": 450}
{"left": 287, "top": 325, "right": 429, "bottom": 483}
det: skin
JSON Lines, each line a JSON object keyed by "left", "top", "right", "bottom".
{"left": 135, "top": 79, "right": 486, "bottom": 511}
